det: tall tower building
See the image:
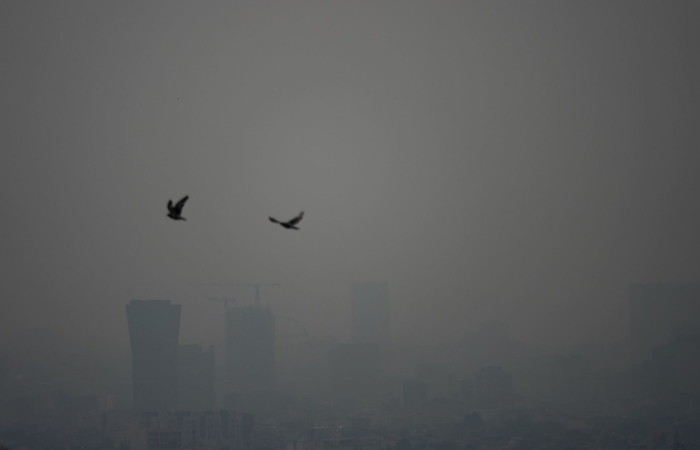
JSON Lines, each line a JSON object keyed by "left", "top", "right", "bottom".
{"left": 351, "top": 282, "right": 390, "bottom": 346}
{"left": 225, "top": 305, "right": 276, "bottom": 394}
{"left": 178, "top": 344, "right": 216, "bottom": 411}
{"left": 126, "top": 299, "right": 181, "bottom": 413}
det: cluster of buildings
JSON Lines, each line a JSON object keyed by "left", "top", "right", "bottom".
{"left": 124, "top": 281, "right": 391, "bottom": 414}
{"left": 115, "top": 282, "right": 392, "bottom": 450}
{"left": 2, "top": 281, "right": 700, "bottom": 449}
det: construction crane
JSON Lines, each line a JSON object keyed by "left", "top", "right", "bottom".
{"left": 208, "top": 297, "right": 237, "bottom": 311}
{"left": 190, "top": 282, "right": 281, "bottom": 307}
{"left": 195, "top": 282, "right": 280, "bottom": 306}
{"left": 240, "top": 283, "right": 280, "bottom": 306}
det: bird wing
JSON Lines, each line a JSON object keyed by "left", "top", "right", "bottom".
{"left": 288, "top": 211, "right": 304, "bottom": 225}
{"left": 269, "top": 217, "right": 280, "bottom": 224}
{"left": 167, "top": 200, "right": 174, "bottom": 213}
{"left": 174, "top": 195, "right": 189, "bottom": 212}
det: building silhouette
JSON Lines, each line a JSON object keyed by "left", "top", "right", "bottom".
{"left": 222, "top": 389, "right": 293, "bottom": 421}
{"left": 126, "top": 300, "right": 181, "bottom": 413}
{"left": 351, "top": 282, "right": 390, "bottom": 347}
{"left": 225, "top": 305, "right": 276, "bottom": 394}
{"left": 130, "top": 410, "right": 253, "bottom": 450}
{"left": 631, "top": 283, "right": 700, "bottom": 361}
{"left": 178, "top": 345, "right": 216, "bottom": 412}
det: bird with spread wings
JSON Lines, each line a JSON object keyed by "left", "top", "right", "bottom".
{"left": 269, "top": 211, "right": 304, "bottom": 230}
{"left": 167, "top": 195, "right": 189, "bottom": 221}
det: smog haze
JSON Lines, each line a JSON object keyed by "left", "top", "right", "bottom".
{"left": 2, "top": 0, "right": 699, "bottom": 362}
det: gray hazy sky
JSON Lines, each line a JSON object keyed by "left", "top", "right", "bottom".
{"left": 1, "top": 1, "right": 699, "bottom": 356}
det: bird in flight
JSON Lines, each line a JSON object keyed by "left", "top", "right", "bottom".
{"left": 167, "top": 195, "right": 189, "bottom": 221}
{"left": 269, "top": 211, "right": 304, "bottom": 230}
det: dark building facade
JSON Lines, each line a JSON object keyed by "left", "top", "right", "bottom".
{"left": 126, "top": 299, "right": 181, "bottom": 412}
{"left": 351, "top": 282, "right": 390, "bottom": 347}
{"left": 631, "top": 283, "right": 700, "bottom": 361}
{"left": 178, "top": 344, "right": 216, "bottom": 411}
{"left": 225, "top": 305, "right": 276, "bottom": 394}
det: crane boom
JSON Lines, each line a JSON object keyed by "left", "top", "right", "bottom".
{"left": 190, "top": 282, "right": 280, "bottom": 306}
{"left": 200, "top": 282, "right": 280, "bottom": 306}
{"left": 208, "top": 297, "right": 237, "bottom": 311}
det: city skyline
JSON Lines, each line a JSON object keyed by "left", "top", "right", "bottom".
{"left": 1, "top": 1, "right": 699, "bottom": 447}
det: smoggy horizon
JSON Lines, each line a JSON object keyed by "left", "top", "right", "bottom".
{"left": 2, "top": 1, "right": 700, "bottom": 362}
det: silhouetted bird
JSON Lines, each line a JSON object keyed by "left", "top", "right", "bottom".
{"left": 167, "top": 195, "right": 189, "bottom": 221}
{"left": 269, "top": 211, "right": 304, "bottom": 230}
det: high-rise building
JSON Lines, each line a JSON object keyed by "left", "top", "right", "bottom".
{"left": 126, "top": 300, "right": 181, "bottom": 413}
{"left": 630, "top": 283, "right": 700, "bottom": 361}
{"left": 178, "top": 345, "right": 216, "bottom": 411}
{"left": 225, "top": 305, "right": 276, "bottom": 394}
{"left": 351, "top": 282, "right": 390, "bottom": 346}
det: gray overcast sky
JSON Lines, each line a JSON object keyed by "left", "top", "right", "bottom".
{"left": 1, "top": 1, "right": 699, "bottom": 356}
